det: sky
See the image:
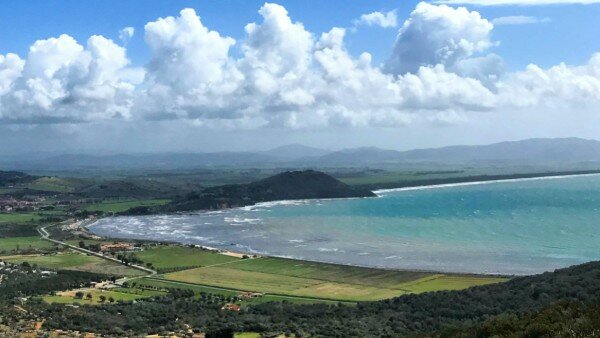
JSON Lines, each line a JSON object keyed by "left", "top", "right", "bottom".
{"left": 1, "top": 0, "right": 600, "bottom": 154}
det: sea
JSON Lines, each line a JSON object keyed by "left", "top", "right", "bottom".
{"left": 88, "top": 174, "right": 600, "bottom": 275}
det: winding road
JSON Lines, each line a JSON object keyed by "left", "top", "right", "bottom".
{"left": 37, "top": 221, "right": 156, "bottom": 283}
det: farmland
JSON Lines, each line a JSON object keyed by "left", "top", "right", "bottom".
{"left": 161, "top": 256, "right": 507, "bottom": 302}
{"left": 134, "top": 245, "right": 240, "bottom": 272}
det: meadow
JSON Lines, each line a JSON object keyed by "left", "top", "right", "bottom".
{"left": 0, "top": 236, "right": 56, "bottom": 253}
{"left": 134, "top": 245, "right": 240, "bottom": 272}
{"left": 0, "top": 212, "right": 42, "bottom": 224}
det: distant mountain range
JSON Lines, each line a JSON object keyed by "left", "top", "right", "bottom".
{"left": 3, "top": 138, "right": 600, "bottom": 170}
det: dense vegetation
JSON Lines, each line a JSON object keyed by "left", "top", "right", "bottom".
{"left": 436, "top": 301, "right": 600, "bottom": 337}
{"left": 0, "top": 268, "right": 105, "bottom": 301}
{"left": 0, "top": 171, "right": 37, "bottom": 186}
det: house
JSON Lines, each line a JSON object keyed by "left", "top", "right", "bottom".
{"left": 221, "top": 303, "right": 241, "bottom": 312}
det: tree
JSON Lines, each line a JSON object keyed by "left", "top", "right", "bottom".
{"left": 78, "top": 241, "right": 86, "bottom": 249}
{"left": 75, "top": 291, "right": 84, "bottom": 299}
{"left": 206, "top": 327, "right": 234, "bottom": 338}
{"left": 86, "top": 293, "right": 93, "bottom": 301}
{"left": 99, "top": 295, "right": 106, "bottom": 303}
{"left": 108, "top": 297, "right": 115, "bottom": 303}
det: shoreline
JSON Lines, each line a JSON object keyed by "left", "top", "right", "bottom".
{"left": 373, "top": 171, "right": 600, "bottom": 195}
{"left": 85, "top": 170, "right": 600, "bottom": 277}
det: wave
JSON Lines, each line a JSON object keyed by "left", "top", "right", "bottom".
{"left": 224, "top": 217, "right": 262, "bottom": 224}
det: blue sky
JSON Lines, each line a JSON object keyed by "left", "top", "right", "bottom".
{"left": 1, "top": 0, "right": 600, "bottom": 154}
{"left": 2, "top": 0, "right": 598, "bottom": 70}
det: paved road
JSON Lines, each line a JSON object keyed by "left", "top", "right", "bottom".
{"left": 37, "top": 221, "right": 157, "bottom": 282}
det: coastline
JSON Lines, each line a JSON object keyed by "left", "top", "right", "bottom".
{"left": 373, "top": 171, "right": 600, "bottom": 195}
{"left": 85, "top": 170, "right": 600, "bottom": 277}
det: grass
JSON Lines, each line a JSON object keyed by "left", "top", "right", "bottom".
{"left": 135, "top": 245, "right": 240, "bottom": 272}
{"left": 0, "top": 212, "right": 42, "bottom": 224}
{"left": 5, "top": 252, "right": 147, "bottom": 277}
{"left": 400, "top": 275, "right": 509, "bottom": 293}
{"left": 0, "top": 236, "right": 56, "bottom": 253}
{"left": 84, "top": 199, "right": 170, "bottom": 213}
{"left": 43, "top": 287, "right": 165, "bottom": 305}
{"left": 162, "top": 256, "right": 508, "bottom": 302}
{"left": 234, "top": 333, "right": 261, "bottom": 338}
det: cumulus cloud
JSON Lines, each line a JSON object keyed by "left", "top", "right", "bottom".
{"left": 119, "top": 27, "right": 135, "bottom": 44}
{"left": 434, "top": 0, "right": 600, "bottom": 5}
{"left": 498, "top": 53, "right": 600, "bottom": 108}
{"left": 140, "top": 8, "right": 241, "bottom": 120}
{"left": 385, "top": 2, "right": 495, "bottom": 75}
{"left": 0, "top": 34, "right": 141, "bottom": 123}
{"left": 135, "top": 3, "right": 495, "bottom": 128}
{"left": 0, "top": 1, "right": 599, "bottom": 131}
{"left": 355, "top": 10, "right": 398, "bottom": 28}
{"left": 491, "top": 16, "right": 550, "bottom": 25}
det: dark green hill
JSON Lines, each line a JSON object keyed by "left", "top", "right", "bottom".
{"left": 159, "top": 170, "right": 375, "bottom": 212}
{"left": 0, "top": 171, "right": 36, "bottom": 186}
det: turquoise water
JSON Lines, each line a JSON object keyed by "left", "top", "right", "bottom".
{"left": 89, "top": 175, "right": 600, "bottom": 275}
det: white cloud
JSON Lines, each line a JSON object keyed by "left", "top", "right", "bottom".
{"left": 355, "top": 10, "right": 398, "bottom": 28}
{"left": 119, "top": 27, "right": 135, "bottom": 44}
{"left": 135, "top": 4, "right": 494, "bottom": 128}
{"left": 434, "top": 0, "right": 600, "bottom": 5}
{"left": 0, "top": 1, "right": 599, "bottom": 132}
{"left": 385, "top": 2, "right": 495, "bottom": 75}
{"left": 491, "top": 16, "right": 550, "bottom": 25}
{"left": 498, "top": 53, "right": 600, "bottom": 108}
{"left": 0, "top": 34, "right": 140, "bottom": 123}
{"left": 140, "top": 8, "right": 241, "bottom": 120}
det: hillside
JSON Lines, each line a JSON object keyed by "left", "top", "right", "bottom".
{"left": 159, "top": 170, "right": 375, "bottom": 212}
{"left": 0, "top": 171, "right": 37, "bottom": 186}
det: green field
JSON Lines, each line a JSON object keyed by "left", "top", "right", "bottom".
{"left": 84, "top": 199, "right": 170, "bottom": 213}
{"left": 162, "top": 257, "right": 507, "bottom": 302}
{"left": 5, "top": 252, "right": 147, "bottom": 277}
{"left": 0, "top": 212, "right": 42, "bottom": 224}
{"left": 43, "top": 287, "right": 165, "bottom": 305}
{"left": 0, "top": 236, "right": 56, "bottom": 253}
{"left": 234, "top": 333, "right": 261, "bottom": 338}
{"left": 135, "top": 245, "right": 240, "bottom": 272}
{"left": 136, "top": 278, "right": 343, "bottom": 305}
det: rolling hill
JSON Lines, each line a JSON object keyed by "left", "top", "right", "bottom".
{"left": 3, "top": 138, "right": 600, "bottom": 170}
